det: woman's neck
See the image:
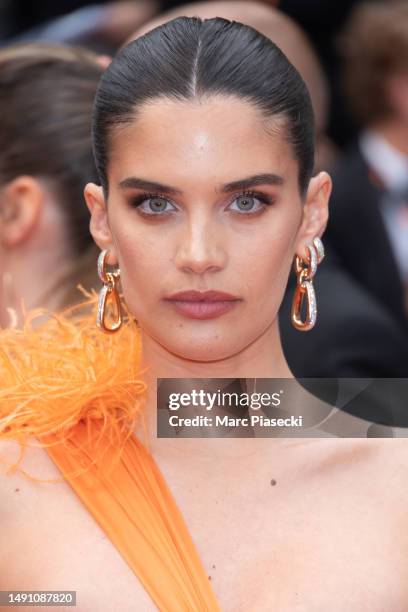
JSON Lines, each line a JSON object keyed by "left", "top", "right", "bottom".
{"left": 136, "top": 319, "right": 296, "bottom": 457}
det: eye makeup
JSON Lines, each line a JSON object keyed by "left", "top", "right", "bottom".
{"left": 127, "top": 189, "right": 276, "bottom": 218}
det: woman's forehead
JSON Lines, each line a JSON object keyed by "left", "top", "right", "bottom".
{"left": 108, "top": 95, "right": 295, "bottom": 185}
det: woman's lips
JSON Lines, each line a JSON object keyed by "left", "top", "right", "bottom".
{"left": 164, "top": 290, "right": 242, "bottom": 320}
{"left": 166, "top": 300, "right": 240, "bottom": 319}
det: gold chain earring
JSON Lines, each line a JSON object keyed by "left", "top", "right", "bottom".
{"left": 291, "top": 236, "right": 324, "bottom": 331}
{"left": 96, "top": 249, "right": 122, "bottom": 333}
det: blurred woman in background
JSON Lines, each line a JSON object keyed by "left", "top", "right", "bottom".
{"left": 0, "top": 43, "right": 103, "bottom": 328}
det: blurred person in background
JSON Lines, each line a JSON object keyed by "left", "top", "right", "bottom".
{"left": 276, "top": 0, "right": 365, "bottom": 148}
{"left": 0, "top": 43, "right": 103, "bottom": 328}
{"left": 325, "top": 1, "right": 408, "bottom": 335}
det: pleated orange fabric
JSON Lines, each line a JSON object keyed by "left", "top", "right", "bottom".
{"left": 40, "top": 421, "right": 221, "bottom": 611}
{"left": 0, "top": 288, "right": 221, "bottom": 611}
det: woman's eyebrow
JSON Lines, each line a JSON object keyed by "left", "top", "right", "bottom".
{"left": 118, "top": 173, "right": 284, "bottom": 194}
{"left": 220, "top": 173, "right": 284, "bottom": 192}
{"left": 118, "top": 177, "right": 182, "bottom": 194}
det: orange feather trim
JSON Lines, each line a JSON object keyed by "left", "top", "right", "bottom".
{"left": 0, "top": 286, "right": 149, "bottom": 484}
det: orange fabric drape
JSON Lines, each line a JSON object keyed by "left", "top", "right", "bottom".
{"left": 0, "top": 290, "right": 221, "bottom": 610}
{"left": 40, "top": 420, "right": 222, "bottom": 612}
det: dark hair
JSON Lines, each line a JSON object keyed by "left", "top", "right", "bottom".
{"left": 92, "top": 16, "right": 315, "bottom": 197}
{"left": 0, "top": 43, "right": 103, "bottom": 254}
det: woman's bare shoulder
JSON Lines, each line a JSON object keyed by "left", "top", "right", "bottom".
{"left": 0, "top": 439, "right": 31, "bottom": 531}
{"left": 348, "top": 438, "right": 408, "bottom": 526}
{"left": 372, "top": 437, "right": 408, "bottom": 500}
{"left": 371, "top": 438, "right": 408, "bottom": 562}
{"left": 363, "top": 437, "right": 408, "bottom": 477}
{"left": 343, "top": 437, "right": 408, "bottom": 486}
{"left": 0, "top": 437, "right": 63, "bottom": 506}
{"left": 0, "top": 438, "right": 25, "bottom": 484}
{"left": 300, "top": 437, "right": 408, "bottom": 500}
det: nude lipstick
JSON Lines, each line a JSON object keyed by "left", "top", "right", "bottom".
{"left": 164, "top": 290, "right": 242, "bottom": 320}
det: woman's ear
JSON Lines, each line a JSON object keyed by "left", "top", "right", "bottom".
{"left": 84, "top": 183, "right": 118, "bottom": 265}
{"left": 0, "top": 176, "right": 43, "bottom": 247}
{"left": 295, "top": 171, "right": 332, "bottom": 259}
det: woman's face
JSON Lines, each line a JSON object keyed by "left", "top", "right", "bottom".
{"left": 86, "top": 95, "right": 329, "bottom": 361}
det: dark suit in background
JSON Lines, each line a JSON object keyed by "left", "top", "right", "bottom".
{"left": 324, "top": 143, "right": 408, "bottom": 333}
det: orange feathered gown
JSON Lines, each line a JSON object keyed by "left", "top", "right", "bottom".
{"left": 0, "top": 289, "right": 221, "bottom": 611}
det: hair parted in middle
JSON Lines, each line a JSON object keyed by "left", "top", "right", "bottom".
{"left": 91, "top": 16, "right": 315, "bottom": 198}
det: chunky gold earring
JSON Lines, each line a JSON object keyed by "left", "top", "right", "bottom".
{"left": 96, "top": 249, "right": 122, "bottom": 333}
{"left": 291, "top": 241, "right": 319, "bottom": 331}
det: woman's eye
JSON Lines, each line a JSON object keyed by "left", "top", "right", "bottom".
{"left": 133, "top": 195, "right": 176, "bottom": 215}
{"left": 228, "top": 193, "right": 267, "bottom": 214}
{"left": 131, "top": 191, "right": 273, "bottom": 216}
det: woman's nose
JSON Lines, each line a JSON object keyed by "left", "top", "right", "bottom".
{"left": 174, "top": 218, "right": 227, "bottom": 275}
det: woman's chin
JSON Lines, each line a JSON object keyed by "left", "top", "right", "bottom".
{"left": 142, "top": 329, "right": 242, "bottom": 364}
{"left": 166, "top": 342, "right": 237, "bottom": 363}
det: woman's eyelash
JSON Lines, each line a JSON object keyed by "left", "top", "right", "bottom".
{"left": 239, "top": 190, "right": 274, "bottom": 206}
{"left": 129, "top": 191, "right": 167, "bottom": 206}
{"left": 129, "top": 189, "right": 275, "bottom": 214}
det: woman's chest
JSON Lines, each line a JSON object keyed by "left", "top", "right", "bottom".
{"left": 3, "top": 468, "right": 407, "bottom": 612}
{"left": 172, "top": 484, "right": 407, "bottom": 612}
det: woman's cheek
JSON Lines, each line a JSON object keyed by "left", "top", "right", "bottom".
{"left": 120, "top": 255, "right": 163, "bottom": 312}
